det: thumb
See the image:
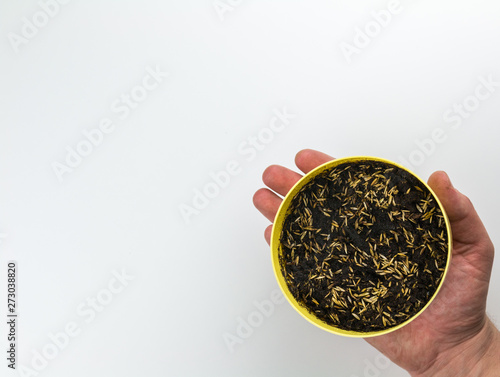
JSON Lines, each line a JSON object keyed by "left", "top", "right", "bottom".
{"left": 427, "top": 171, "right": 493, "bottom": 255}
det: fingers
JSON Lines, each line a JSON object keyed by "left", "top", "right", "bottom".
{"left": 253, "top": 190, "right": 279, "bottom": 245}
{"left": 256, "top": 164, "right": 304, "bottom": 245}
{"left": 253, "top": 188, "right": 282, "bottom": 223}
{"left": 255, "top": 149, "right": 335, "bottom": 244}
{"left": 295, "top": 149, "right": 335, "bottom": 174}
{"left": 254, "top": 165, "right": 303, "bottom": 244}
{"left": 427, "top": 171, "right": 493, "bottom": 253}
{"left": 264, "top": 225, "right": 273, "bottom": 245}
{"left": 262, "top": 165, "right": 303, "bottom": 197}
{"left": 255, "top": 164, "right": 303, "bottom": 224}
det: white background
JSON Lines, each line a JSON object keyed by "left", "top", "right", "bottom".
{"left": 1, "top": 1, "right": 500, "bottom": 376}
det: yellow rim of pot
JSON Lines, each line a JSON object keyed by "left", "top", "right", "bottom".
{"left": 270, "top": 156, "right": 452, "bottom": 338}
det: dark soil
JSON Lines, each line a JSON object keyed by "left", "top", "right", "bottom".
{"left": 279, "top": 160, "right": 449, "bottom": 332}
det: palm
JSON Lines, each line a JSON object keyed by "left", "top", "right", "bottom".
{"left": 366, "top": 241, "right": 492, "bottom": 374}
{"left": 253, "top": 149, "right": 494, "bottom": 375}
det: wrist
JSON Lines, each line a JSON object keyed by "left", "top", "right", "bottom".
{"left": 470, "top": 322, "right": 500, "bottom": 377}
{"left": 413, "top": 318, "right": 500, "bottom": 377}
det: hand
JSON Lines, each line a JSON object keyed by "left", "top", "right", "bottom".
{"left": 253, "top": 149, "right": 499, "bottom": 376}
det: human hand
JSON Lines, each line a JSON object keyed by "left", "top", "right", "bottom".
{"left": 253, "top": 149, "right": 499, "bottom": 376}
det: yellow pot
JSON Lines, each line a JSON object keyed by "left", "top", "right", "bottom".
{"left": 270, "top": 156, "right": 452, "bottom": 337}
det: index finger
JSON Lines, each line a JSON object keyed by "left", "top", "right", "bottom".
{"left": 295, "top": 149, "right": 335, "bottom": 174}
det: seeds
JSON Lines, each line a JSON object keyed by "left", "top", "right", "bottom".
{"left": 279, "top": 160, "right": 448, "bottom": 332}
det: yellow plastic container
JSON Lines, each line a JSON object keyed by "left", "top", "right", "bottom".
{"left": 270, "top": 156, "right": 452, "bottom": 337}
